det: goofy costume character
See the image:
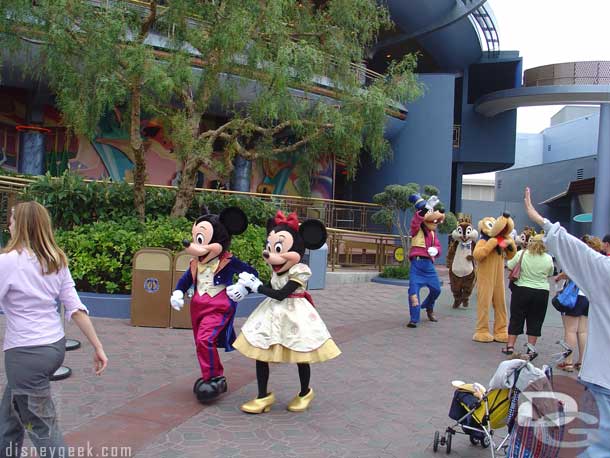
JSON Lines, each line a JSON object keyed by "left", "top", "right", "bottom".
{"left": 171, "top": 206, "right": 257, "bottom": 403}
{"left": 407, "top": 193, "right": 445, "bottom": 328}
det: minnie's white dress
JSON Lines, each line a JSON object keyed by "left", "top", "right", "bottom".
{"left": 233, "top": 263, "right": 341, "bottom": 363}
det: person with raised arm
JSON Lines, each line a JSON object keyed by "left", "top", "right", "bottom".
{"left": 524, "top": 187, "right": 610, "bottom": 457}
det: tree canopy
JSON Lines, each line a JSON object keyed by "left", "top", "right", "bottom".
{"left": 1, "top": 0, "right": 423, "bottom": 217}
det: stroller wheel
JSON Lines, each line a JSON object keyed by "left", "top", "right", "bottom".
{"left": 445, "top": 432, "right": 452, "bottom": 454}
{"left": 469, "top": 436, "right": 479, "bottom": 446}
{"left": 433, "top": 431, "right": 440, "bottom": 452}
{"left": 481, "top": 435, "right": 491, "bottom": 448}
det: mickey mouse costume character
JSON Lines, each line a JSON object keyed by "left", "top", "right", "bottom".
{"left": 171, "top": 206, "right": 257, "bottom": 403}
{"left": 227, "top": 211, "right": 341, "bottom": 414}
{"left": 406, "top": 193, "right": 445, "bottom": 328}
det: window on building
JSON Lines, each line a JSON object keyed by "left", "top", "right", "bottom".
{"left": 577, "top": 168, "right": 584, "bottom": 180}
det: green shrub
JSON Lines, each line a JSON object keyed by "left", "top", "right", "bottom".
{"left": 379, "top": 264, "right": 410, "bottom": 279}
{"left": 195, "top": 193, "right": 276, "bottom": 226}
{"left": 21, "top": 171, "right": 277, "bottom": 229}
{"left": 55, "top": 216, "right": 269, "bottom": 294}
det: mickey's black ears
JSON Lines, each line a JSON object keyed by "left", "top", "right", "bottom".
{"left": 200, "top": 204, "right": 210, "bottom": 216}
{"left": 299, "top": 219, "right": 327, "bottom": 250}
{"left": 219, "top": 207, "right": 248, "bottom": 235}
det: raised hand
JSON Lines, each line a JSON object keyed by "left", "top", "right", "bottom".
{"left": 170, "top": 290, "right": 184, "bottom": 311}
{"left": 524, "top": 187, "right": 544, "bottom": 227}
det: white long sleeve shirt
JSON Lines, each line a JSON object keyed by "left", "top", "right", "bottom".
{"left": 543, "top": 219, "right": 610, "bottom": 390}
{"left": 0, "top": 250, "right": 88, "bottom": 351}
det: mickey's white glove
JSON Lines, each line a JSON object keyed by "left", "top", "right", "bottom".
{"left": 170, "top": 290, "right": 184, "bottom": 311}
{"left": 227, "top": 283, "right": 248, "bottom": 302}
{"left": 238, "top": 272, "right": 263, "bottom": 293}
{"left": 427, "top": 247, "right": 439, "bottom": 258}
{"left": 426, "top": 195, "right": 440, "bottom": 211}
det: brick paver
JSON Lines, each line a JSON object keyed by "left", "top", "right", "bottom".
{"left": 0, "top": 270, "right": 575, "bottom": 458}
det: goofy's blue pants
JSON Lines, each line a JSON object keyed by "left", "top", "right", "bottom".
{"left": 408, "top": 258, "right": 441, "bottom": 323}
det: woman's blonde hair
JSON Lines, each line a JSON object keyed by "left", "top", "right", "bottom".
{"left": 582, "top": 234, "right": 604, "bottom": 253}
{"left": 3, "top": 201, "right": 67, "bottom": 274}
{"left": 527, "top": 234, "right": 547, "bottom": 255}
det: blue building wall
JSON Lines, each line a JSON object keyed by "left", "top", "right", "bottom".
{"left": 457, "top": 60, "right": 519, "bottom": 174}
{"left": 543, "top": 113, "right": 599, "bottom": 163}
{"left": 494, "top": 155, "right": 598, "bottom": 236}
{"left": 496, "top": 156, "right": 597, "bottom": 204}
{"left": 353, "top": 73, "right": 455, "bottom": 205}
{"left": 513, "top": 133, "right": 543, "bottom": 168}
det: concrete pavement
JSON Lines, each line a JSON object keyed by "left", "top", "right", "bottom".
{"left": 0, "top": 270, "right": 576, "bottom": 458}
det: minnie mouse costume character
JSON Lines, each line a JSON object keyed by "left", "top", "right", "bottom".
{"left": 171, "top": 206, "right": 257, "bottom": 403}
{"left": 227, "top": 211, "right": 341, "bottom": 414}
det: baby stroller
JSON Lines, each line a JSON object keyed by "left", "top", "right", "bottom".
{"left": 433, "top": 342, "right": 572, "bottom": 457}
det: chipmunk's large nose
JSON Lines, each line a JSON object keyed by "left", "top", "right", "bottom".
{"left": 503, "top": 212, "right": 511, "bottom": 218}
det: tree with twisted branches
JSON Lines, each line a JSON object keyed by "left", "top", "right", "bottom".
{"left": 1, "top": 0, "right": 423, "bottom": 218}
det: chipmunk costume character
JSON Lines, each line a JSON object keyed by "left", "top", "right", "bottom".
{"left": 446, "top": 215, "right": 478, "bottom": 308}
{"left": 472, "top": 212, "right": 517, "bottom": 343}
{"left": 515, "top": 226, "right": 536, "bottom": 250}
{"left": 406, "top": 193, "right": 445, "bottom": 328}
{"left": 228, "top": 211, "right": 341, "bottom": 414}
{"left": 171, "top": 206, "right": 257, "bottom": 403}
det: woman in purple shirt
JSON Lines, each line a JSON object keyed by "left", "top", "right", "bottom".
{"left": 0, "top": 201, "right": 108, "bottom": 457}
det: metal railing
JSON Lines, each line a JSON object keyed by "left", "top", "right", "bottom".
{"left": 1, "top": 175, "right": 414, "bottom": 270}
{"left": 470, "top": 2, "right": 500, "bottom": 58}
{"left": 327, "top": 227, "right": 403, "bottom": 272}
{"left": 523, "top": 61, "right": 610, "bottom": 87}
{"left": 0, "top": 174, "right": 385, "bottom": 233}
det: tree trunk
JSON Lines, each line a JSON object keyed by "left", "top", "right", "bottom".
{"left": 170, "top": 107, "right": 203, "bottom": 218}
{"left": 129, "top": 85, "right": 146, "bottom": 221}
{"left": 171, "top": 154, "right": 200, "bottom": 217}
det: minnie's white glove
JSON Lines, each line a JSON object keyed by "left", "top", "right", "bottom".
{"left": 427, "top": 247, "right": 439, "bottom": 258}
{"left": 170, "top": 290, "right": 184, "bottom": 311}
{"left": 227, "top": 283, "right": 248, "bottom": 302}
{"left": 238, "top": 272, "right": 263, "bottom": 293}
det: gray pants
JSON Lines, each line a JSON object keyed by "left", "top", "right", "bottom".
{"left": 0, "top": 338, "right": 66, "bottom": 458}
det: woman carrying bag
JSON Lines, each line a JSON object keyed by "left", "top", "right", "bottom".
{"left": 0, "top": 201, "right": 108, "bottom": 457}
{"left": 502, "top": 234, "right": 554, "bottom": 355}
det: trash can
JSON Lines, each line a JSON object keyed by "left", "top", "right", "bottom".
{"left": 305, "top": 243, "right": 328, "bottom": 290}
{"left": 131, "top": 248, "right": 173, "bottom": 327}
{"left": 171, "top": 251, "right": 194, "bottom": 329}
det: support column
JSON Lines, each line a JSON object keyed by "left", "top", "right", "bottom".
{"left": 230, "top": 155, "right": 252, "bottom": 192}
{"left": 451, "top": 162, "right": 463, "bottom": 213}
{"left": 18, "top": 130, "right": 46, "bottom": 175}
{"left": 17, "top": 89, "right": 48, "bottom": 176}
{"left": 592, "top": 103, "right": 610, "bottom": 237}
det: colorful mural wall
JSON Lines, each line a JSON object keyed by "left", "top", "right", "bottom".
{"left": 0, "top": 87, "right": 334, "bottom": 199}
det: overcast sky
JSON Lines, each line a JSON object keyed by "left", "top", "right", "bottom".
{"left": 488, "top": 0, "right": 610, "bottom": 133}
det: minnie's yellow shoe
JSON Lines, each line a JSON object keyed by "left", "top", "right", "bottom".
{"left": 240, "top": 393, "right": 275, "bottom": 414}
{"left": 287, "top": 388, "right": 315, "bottom": 412}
